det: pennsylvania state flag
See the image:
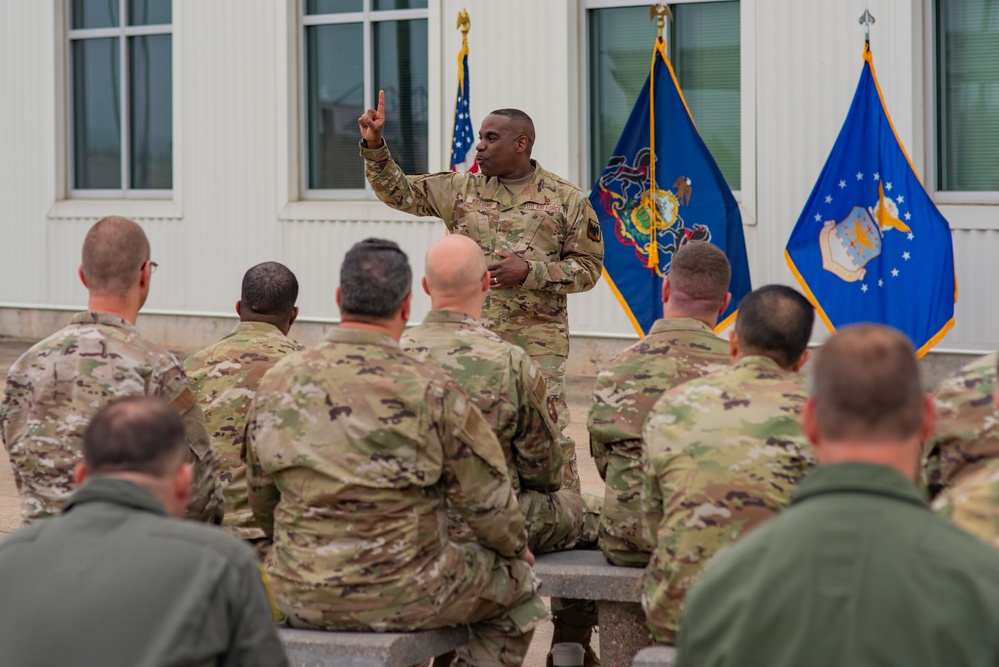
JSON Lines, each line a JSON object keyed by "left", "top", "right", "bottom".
{"left": 785, "top": 47, "right": 956, "bottom": 357}
{"left": 589, "top": 38, "right": 751, "bottom": 335}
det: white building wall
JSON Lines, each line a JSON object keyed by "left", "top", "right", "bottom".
{"left": 0, "top": 0, "right": 995, "bottom": 359}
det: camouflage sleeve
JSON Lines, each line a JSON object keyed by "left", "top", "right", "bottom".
{"left": 512, "top": 354, "right": 563, "bottom": 493}
{"left": 589, "top": 435, "right": 610, "bottom": 480}
{"left": 640, "top": 453, "right": 665, "bottom": 548}
{"left": 932, "top": 463, "right": 999, "bottom": 548}
{"left": 360, "top": 141, "right": 458, "bottom": 223}
{"left": 435, "top": 382, "right": 529, "bottom": 559}
{"left": 923, "top": 364, "right": 999, "bottom": 498}
{"left": 156, "top": 364, "right": 225, "bottom": 524}
{"left": 641, "top": 415, "right": 668, "bottom": 546}
{"left": 244, "top": 401, "right": 279, "bottom": 539}
{"left": 520, "top": 194, "right": 604, "bottom": 294}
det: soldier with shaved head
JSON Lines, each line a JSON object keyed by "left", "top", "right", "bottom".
{"left": 403, "top": 234, "right": 589, "bottom": 554}
{"left": 0, "top": 216, "right": 222, "bottom": 524}
{"left": 641, "top": 284, "right": 817, "bottom": 644}
{"left": 185, "top": 261, "right": 304, "bottom": 547}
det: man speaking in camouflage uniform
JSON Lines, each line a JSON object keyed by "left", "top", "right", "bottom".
{"left": 588, "top": 242, "right": 731, "bottom": 567}
{"left": 358, "top": 90, "right": 603, "bottom": 436}
{"left": 184, "top": 262, "right": 304, "bottom": 547}
{"left": 0, "top": 216, "right": 222, "bottom": 525}
{"left": 641, "top": 285, "right": 817, "bottom": 644}
{"left": 403, "top": 234, "right": 587, "bottom": 553}
{"left": 245, "top": 238, "right": 547, "bottom": 667}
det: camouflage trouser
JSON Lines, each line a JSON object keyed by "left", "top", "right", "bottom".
{"left": 280, "top": 543, "right": 548, "bottom": 667}
{"left": 596, "top": 442, "right": 652, "bottom": 567}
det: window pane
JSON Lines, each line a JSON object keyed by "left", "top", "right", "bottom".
{"left": 72, "top": 0, "right": 120, "bottom": 29}
{"left": 588, "top": 6, "right": 654, "bottom": 184}
{"left": 373, "top": 0, "right": 428, "bottom": 10}
{"left": 588, "top": 3, "right": 741, "bottom": 191}
{"left": 306, "top": 23, "right": 364, "bottom": 189}
{"left": 374, "top": 19, "right": 428, "bottom": 176}
{"left": 129, "top": 0, "right": 172, "bottom": 26}
{"left": 306, "top": 0, "right": 362, "bottom": 14}
{"left": 130, "top": 35, "right": 172, "bottom": 189}
{"left": 73, "top": 38, "right": 121, "bottom": 189}
{"left": 937, "top": 0, "right": 999, "bottom": 191}
{"left": 673, "top": 2, "right": 740, "bottom": 190}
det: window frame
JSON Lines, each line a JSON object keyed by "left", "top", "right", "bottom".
{"left": 923, "top": 0, "right": 999, "bottom": 208}
{"left": 299, "top": 0, "right": 429, "bottom": 200}
{"left": 65, "top": 0, "right": 173, "bottom": 200}
{"left": 580, "top": 0, "right": 754, "bottom": 222}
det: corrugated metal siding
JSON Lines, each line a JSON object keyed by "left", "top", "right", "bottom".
{"left": 0, "top": 1, "right": 995, "bottom": 353}
{"left": 0, "top": 2, "right": 57, "bottom": 305}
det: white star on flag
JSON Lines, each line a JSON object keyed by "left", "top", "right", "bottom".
{"left": 885, "top": 182, "right": 893, "bottom": 191}
{"left": 814, "top": 213, "right": 822, "bottom": 222}
{"left": 903, "top": 252, "right": 910, "bottom": 260}
{"left": 892, "top": 268, "right": 899, "bottom": 277}
{"left": 839, "top": 180, "right": 846, "bottom": 188}
{"left": 825, "top": 195, "right": 833, "bottom": 203}
{"left": 856, "top": 172, "right": 864, "bottom": 180}
{"left": 904, "top": 213, "right": 911, "bottom": 221}
{"left": 861, "top": 284, "right": 868, "bottom": 293}
{"left": 907, "top": 231, "right": 914, "bottom": 240}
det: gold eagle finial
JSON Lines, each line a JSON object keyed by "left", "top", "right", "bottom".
{"left": 457, "top": 8, "right": 470, "bottom": 36}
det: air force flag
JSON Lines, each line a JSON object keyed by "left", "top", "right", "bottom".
{"left": 785, "top": 47, "right": 956, "bottom": 356}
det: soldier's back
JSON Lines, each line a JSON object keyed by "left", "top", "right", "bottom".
{"left": 588, "top": 317, "right": 729, "bottom": 566}
{"left": 641, "top": 354, "right": 815, "bottom": 643}
{"left": 248, "top": 328, "right": 484, "bottom": 618}
{"left": 0, "top": 312, "right": 188, "bottom": 522}
{"left": 185, "top": 321, "right": 303, "bottom": 538}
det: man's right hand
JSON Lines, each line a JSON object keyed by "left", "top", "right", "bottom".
{"left": 358, "top": 89, "right": 386, "bottom": 149}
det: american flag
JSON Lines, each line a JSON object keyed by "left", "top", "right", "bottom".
{"left": 450, "top": 38, "right": 478, "bottom": 173}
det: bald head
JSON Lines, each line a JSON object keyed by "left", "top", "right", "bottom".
{"left": 811, "top": 325, "right": 924, "bottom": 443}
{"left": 425, "top": 235, "right": 487, "bottom": 297}
{"left": 81, "top": 216, "right": 150, "bottom": 295}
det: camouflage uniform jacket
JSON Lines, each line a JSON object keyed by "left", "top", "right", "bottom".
{"left": 184, "top": 321, "right": 304, "bottom": 540}
{"left": 641, "top": 355, "right": 815, "bottom": 643}
{"left": 361, "top": 141, "right": 604, "bottom": 359}
{"left": 933, "top": 458, "right": 999, "bottom": 549}
{"left": 588, "top": 317, "right": 729, "bottom": 566}
{"left": 401, "top": 310, "right": 563, "bottom": 497}
{"left": 0, "top": 312, "right": 223, "bottom": 524}
{"left": 923, "top": 352, "right": 998, "bottom": 497}
{"left": 245, "top": 328, "right": 529, "bottom": 616}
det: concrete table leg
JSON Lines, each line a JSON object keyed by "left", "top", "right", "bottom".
{"left": 596, "top": 601, "right": 652, "bottom": 667}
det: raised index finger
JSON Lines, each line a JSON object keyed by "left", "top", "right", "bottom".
{"left": 377, "top": 89, "right": 385, "bottom": 116}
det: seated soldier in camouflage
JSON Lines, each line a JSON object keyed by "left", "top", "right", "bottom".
{"left": 933, "top": 351, "right": 999, "bottom": 547}
{"left": 402, "top": 234, "right": 588, "bottom": 553}
{"left": 641, "top": 285, "right": 817, "bottom": 644}
{"left": 245, "top": 239, "right": 547, "bottom": 667}
{"left": 184, "top": 262, "right": 304, "bottom": 550}
{"left": 588, "top": 242, "right": 731, "bottom": 567}
{"left": 0, "top": 216, "right": 222, "bottom": 524}
{"left": 922, "top": 351, "right": 999, "bottom": 498}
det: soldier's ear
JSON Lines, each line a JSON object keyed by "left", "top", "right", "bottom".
{"left": 73, "top": 461, "right": 89, "bottom": 485}
{"left": 421, "top": 276, "right": 431, "bottom": 296}
{"left": 235, "top": 300, "right": 242, "bottom": 317}
{"left": 791, "top": 349, "right": 811, "bottom": 372}
{"left": 802, "top": 397, "right": 821, "bottom": 447}
{"left": 921, "top": 394, "right": 936, "bottom": 444}
{"left": 728, "top": 331, "right": 740, "bottom": 360}
{"left": 78, "top": 265, "right": 88, "bottom": 288}
{"left": 718, "top": 292, "right": 732, "bottom": 316}
{"left": 662, "top": 279, "right": 671, "bottom": 304}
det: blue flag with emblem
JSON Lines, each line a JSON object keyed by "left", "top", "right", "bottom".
{"left": 785, "top": 47, "right": 956, "bottom": 357}
{"left": 589, "top": 37, "right": 751, "bottom": 336}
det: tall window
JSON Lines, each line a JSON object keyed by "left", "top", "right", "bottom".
{"left": 303, "top": 0, "right": 428, "bottom": 194}
{"left": 936, "top": 0, "right": 999, "bottom": 192}
{"left": 68, "top": 0, "right": 173, "bottom": 196}
{"left": 588, "top": 1, "right": 740, "bottom": 191}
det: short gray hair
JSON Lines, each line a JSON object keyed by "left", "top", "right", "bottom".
{"left": 339, "top": 238, "right": 412, "bottom": 321}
